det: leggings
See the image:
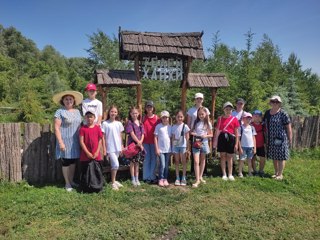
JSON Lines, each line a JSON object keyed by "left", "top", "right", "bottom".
{"left": 108, "top": 152, "right": 120, "bottom": 170}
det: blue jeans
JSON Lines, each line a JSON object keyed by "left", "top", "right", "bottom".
{"left": 159, "top": 153, "right": 170, "bottom": 179}
{"left": 143, "top": 144, "right": 157, "bottom": 181}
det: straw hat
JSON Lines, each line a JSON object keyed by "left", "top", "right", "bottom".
{"left": 52, "top": 91, "right": 83, "bottom": 106}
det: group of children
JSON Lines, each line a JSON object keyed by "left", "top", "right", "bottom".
{"left": 79, "top": 84, "right": 266, "bottom": 192}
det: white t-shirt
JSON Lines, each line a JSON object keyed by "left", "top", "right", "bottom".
{"left": 101, "top": 120, "right": 124, "bottom": 153}
{"left": 171, "top": 123, "right": 190, "bottom": 147}
{"left": 238, "top": 124, "right": 257, "bottom": 147}
{"left": 82, "top": 98, "right": 103, "bottom": 124}
{"left": 193, "top": 121, "right": 212, "bottom": 143}
{"left": 232, "top": 110, "right": 244, "bottom": 121}
{"left": 187, "top": 106, "right": 210, "bottom": 130}
{"left": 154, "top": 123, "right": 172, "bottom": 153}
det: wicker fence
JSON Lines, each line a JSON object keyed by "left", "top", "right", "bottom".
{"left": 0, "top": 116, "right": 320, "bottom": 183}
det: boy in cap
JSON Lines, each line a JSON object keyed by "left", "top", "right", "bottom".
{"left": 82, "top": 83, "right": 103, "bottom": 125}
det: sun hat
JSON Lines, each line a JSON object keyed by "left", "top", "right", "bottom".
{"left": 242, "top": 112, "right": 253, "bottom": 118}
{"left": 85, "top": 83, "right": 97, "bottom": 91}
{"left": 252, "top": 110, "right": 262, "bottom": 116}
{"left": 52, "top": 91, "right": 83, "bottom": 106}
{"left": 195, "top": 93, "right": 204, "bottom": 99}
{"left": 236, "top": 98, "right": 246, "bottom": 104}
{"left": 145, "top": 100, "right": 154, "bottom": 107}
{"left": 160, "top": 110, "right": 170, "bottom": 118}
{"left": 223, "top": 101, "right": 234, "bottom": 109}
{"left": 270, "top": 95, "right": 282, "bottom": 103}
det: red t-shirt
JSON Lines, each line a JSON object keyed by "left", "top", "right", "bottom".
{"left": 216, "top": 116, "right": 240, "bottom": 135}
{"left": 143, "top": 115, "right": 159, "bottom": 144}
{"left": 79, "top": 125, "right": 103, "bottom": 161}
{"left": 251, "top": 122, "right": 265, "bottom": 147}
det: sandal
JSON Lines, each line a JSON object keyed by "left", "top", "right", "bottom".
{"left": 275, "top": 175, "right": 283, "bottom": 180}
{"left": 192, "top": 181, "right": 200, "bottom": 188}
{"left": 200, "top": 178, "right": 206, "bottom": 184}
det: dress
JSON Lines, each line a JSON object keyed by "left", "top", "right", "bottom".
{"left": 54, "top": 108, "right": 82, "bottom": 159}
{"left": 264, "top": 109, "right": 291, "bottom": 160}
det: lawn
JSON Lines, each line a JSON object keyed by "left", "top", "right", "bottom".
{"left": 0, "top": 148, "right": 319, "bottom": 240}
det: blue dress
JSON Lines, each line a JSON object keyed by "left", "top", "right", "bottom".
{"left": 54, "top": 108, "right": 82, "bottom": 159}
{"left": 264, "top": 109, "right": 291, "bottom": 160}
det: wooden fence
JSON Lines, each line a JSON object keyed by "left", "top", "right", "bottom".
{"left": 0, "top": 116, "right": 320, "bottom": 183}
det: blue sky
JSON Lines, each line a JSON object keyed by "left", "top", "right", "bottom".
{"left": 1, "top": 0, "right": 319, "bottom": 74}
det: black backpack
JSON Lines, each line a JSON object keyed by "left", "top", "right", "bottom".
{"left": 80, "top": 160, "right": 105, "bottom": 193}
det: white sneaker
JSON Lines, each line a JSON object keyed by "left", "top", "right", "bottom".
{"left": 114, "top": 181, "right": 123, "bottom": 188}
{"left": 131, "top": 180, "right": 137, "bottom": 186}
{"left": 238, "top": 173, "right": 243, "bottom": 178}
{"left": 229, "top": 175, "right": 235, "bottom": 181}
{"left": 136, "top": 180, "right": 141, "bottom": 186}
{"left": 65, "top": 184, "right": 73, "bottom": 192}
{"left": 222, "top": 175, "right": 228, "bottom": 181}
{"left": 111, "top": 183, "right": 119, "bottom": 190}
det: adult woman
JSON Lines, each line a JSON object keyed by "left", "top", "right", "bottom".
{"left": 187, "top": 93, "right": 210, "bottom": 173}
{"left": 213, "top": 102, "right": 240, "bottom": 180}
{"left": 263, "top": 95, "right": 292, "bottom": 180}
{"left": 142, "top": 100, "right": 159, "bottom": 183}
{"left": 53, "top": 90, "right": 83, "bottom": 191}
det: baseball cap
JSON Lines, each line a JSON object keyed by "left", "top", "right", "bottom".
{"left": 85, "top": 83, "right": 97, "bottom": 91}
{"left": 145, "top": 100, "right": 154, "bottom": 107}
{"left": 160, "top": 110, "right": 170, "bottom": 118}
{"left": 270, "top": 95, "right": 282, "bottom": 103}
{"left": 242, "top": 112, "right": 252, "bottom": 118}
{"left": 85, "top": 111, "right": 95, "bottom": 116}
{"left": 195, "top": 93, "right": 204, "bottom": 99}
{"left": 223, "top": 101, "right": 234, "bottom": 109}
{"left": 252, "top": 110, "right": 262, "bottom": 116}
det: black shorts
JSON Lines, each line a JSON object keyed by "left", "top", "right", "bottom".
{"left": 60, "top": 158, "right": 77, "bottom": 166}
{"left": 256, "top": 147, "right": 266, "bottom": 158}
{"left": 217, "top": 132, "right": 236, "bottom": 154}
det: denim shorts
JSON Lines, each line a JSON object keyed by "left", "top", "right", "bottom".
{"left": 172, "top": 146, "right": 186, "bottom": 154}
{"left": 240, "top": 147, "right": 254, "bottom": 160}
{"left": 192, "top": 141, "right": 210, "bottom": 155}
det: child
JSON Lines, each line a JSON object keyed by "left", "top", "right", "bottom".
{"left": 238, "top": 112, "right": 257, "bottom": 177}
{"left": 101, "top": 105, "right": 124, "bottom": 190}
{"left": 154, "top": 111, "right": 172, "bottom": 187}
{"left": 142, "top": 100, "right": 159, "bottom": 184}
{"left": 171, "top": 110, "right": 190, "bottom": 186}
{"left": 82, "top": 83, "right": 103, "bottom": 125}
{"left": 79, "top": 111, "right": 104, "bottom": 193}
{"left": 125, "top": 106, "right": 145, "bottom": 186}
{"left": 251, "top": 110, "right": 266, "bottom": 177}
{"left": 190, "top": 107, "right": 213, "bottom": 187}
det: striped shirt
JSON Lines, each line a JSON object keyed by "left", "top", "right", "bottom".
{"left": 54, "top": 108, "right": 82, "bottom": 159}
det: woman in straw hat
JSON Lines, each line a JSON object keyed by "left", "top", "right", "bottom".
{"left": 53, "top": 90, "right": 83, "bottom": 192}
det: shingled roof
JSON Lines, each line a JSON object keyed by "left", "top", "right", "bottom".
{"left": 119, "top": 30, "right": 205, "bottom": 60}
{"left": 95, "top": 69, "right": 140, "bottom": 87}
{"left": 186, "top": 73, "right": 229, "bottom": 88}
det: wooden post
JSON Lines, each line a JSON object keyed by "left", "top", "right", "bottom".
{"left": 135, "top": 55, "right": 142, "bottom": 113}
{"left": 98, "top": 86, "right": 108, "bottom": 120}
{"left": 181, "top": 57, "right": 191, "bottom": 112}
{"left": 211, "top": 88, "right": 218, "bottom": 125}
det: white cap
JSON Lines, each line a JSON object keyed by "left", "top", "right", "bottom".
{"left": 160, "top": 110, "right": 170, "bottom": 118}
{"left": 223, "top": 101, "right": 234, "bottom": 109}
{"left": 195, "top": 93, "right": 204, "bottom": 99}
{"left": 270, "top": 95, "right": 282, "bottom": 103}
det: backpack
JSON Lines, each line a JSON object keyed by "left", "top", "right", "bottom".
{"left": 80, "top": 160, "right": 104, "bottom": 193}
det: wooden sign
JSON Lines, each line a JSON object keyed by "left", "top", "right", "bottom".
{"left": 141, "top": 57, "right": 183, "bottom": 81}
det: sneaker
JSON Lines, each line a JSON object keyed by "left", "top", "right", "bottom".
{"left": 275, "top": 175, "right": 283, "bottom": 180}
{"left": 71, "top": 182, "right": 79, "bottom": 188}
{"left": 228, "top": 175, "right": 235, "bottom": 181}
{"left": 180, "top": 179, "right": 187, "bottom": 186}
{"left": 174, "top": 179, "right": 181, "bottom": 186}
{"left": 131, "top": 179, "right": 137, "bottom": 186}
{"left": 163, "top": 179, "right": 169, "bottom": 187}
{"left": 136, "top": 180, "right": 141, "bottom": 186}
{"left": 114, "top": 181, "right": 123, "bottom": 188}
{"left": 238, "top": 173, "right": 243, "bottom": 178}
{"left": 158, "top": 179, "right": 164, "bottom": 187}
{"left": 259, "top": 171, "right": 265, "bottom": 178}
{"left": 111, "top": 183, "right": 119, "bottom": 190}
{"left": 65, "top": 185, "right": 73, "bottom": 192}
{"left": 200, "top": 178, "right": 206, "bottom": 184}
{"left": 222, "top": 175, "right": 228, "bottom": 181}
{"left": 271, "top": 174, "right": 277, "bottom": 178}
{"left": 248, "top": 172, "right": 253, "bottom": 177}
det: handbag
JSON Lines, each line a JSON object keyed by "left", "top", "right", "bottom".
{"left": 192, "top": 136, "right": 203, "bottom": 149}
{"left": 123, "top": 142, "right": 140, "bottom": 158}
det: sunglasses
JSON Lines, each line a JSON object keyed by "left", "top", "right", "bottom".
{"left": 270, "top": 100, "right": 280, "bottom": 104}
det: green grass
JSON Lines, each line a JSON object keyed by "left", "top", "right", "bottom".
{"left": 1, "top": 149, "right": 320, "bottom": 240}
